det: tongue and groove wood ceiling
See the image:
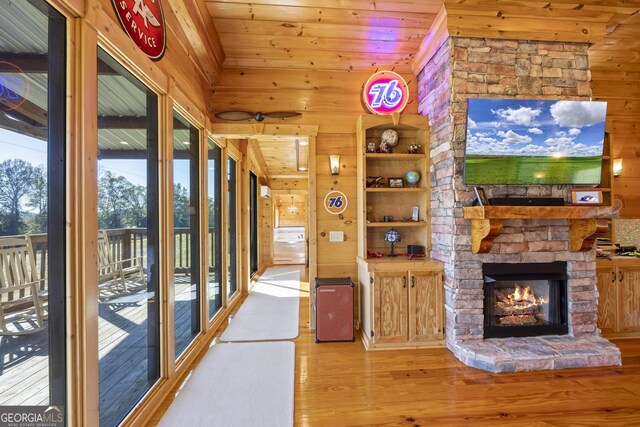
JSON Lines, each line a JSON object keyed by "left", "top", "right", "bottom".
{"left": 205, "top": 1, "right": 439, "bottom": 73}
{"left": 204, "top": 1, "right": 640, "bottom": 74}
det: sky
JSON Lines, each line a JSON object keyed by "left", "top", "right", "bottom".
{"left": 465, "top": 99, "right": 607, "bottom": 157}
{"left": 0, "top": 127, "right": 204, "bottom": 196}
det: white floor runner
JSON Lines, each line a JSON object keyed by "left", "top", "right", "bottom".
{"left": 158, "top": 341, "right": 295, "bottom": 427}
{"left": 220, "top": 267, "right": 300, "bottom": 342}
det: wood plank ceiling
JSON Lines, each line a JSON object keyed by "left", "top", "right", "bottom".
{"left": 205, "top": 0, "right": 440, "bottom": 73}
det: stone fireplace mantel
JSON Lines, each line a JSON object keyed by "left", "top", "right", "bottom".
{"left": 464, "top": 205, "right": 620, "bottom": 254}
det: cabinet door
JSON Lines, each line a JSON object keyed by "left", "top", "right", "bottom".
{"left": 596, "top": 265, "right": 617, "bottom": 334}
{"left": 618, "top": 266, "right": 640, "bottom": 333}
{"left": 373, "top": 272, "right": 407, "bottom": 343}
{"left": 408, "top": 271, "right": 444, "bottom": 342}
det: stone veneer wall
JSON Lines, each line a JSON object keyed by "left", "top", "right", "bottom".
{"left": 417, "top": 38, "right": 601, "bottom": 356}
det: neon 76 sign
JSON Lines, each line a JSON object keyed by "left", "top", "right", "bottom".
{"left": 362, "top": 71, "right": 409, "bottom": 115}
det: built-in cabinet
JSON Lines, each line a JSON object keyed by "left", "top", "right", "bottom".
{"left": 358, "top": 258, "right": 444, "bottom": 349}
{"left": 356, "top": 113, "right": 443, "bottom": 350}
{"left": 596, "top": 257, "right": 640, "bottom": 336}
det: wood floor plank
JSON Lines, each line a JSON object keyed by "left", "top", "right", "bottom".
{"left": 148, "top": 266, "right": 640, "bottom": 426}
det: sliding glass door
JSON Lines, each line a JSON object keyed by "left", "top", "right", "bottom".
{"left": 227, "top": 157, "right": 237, "bottom": 298}
{"left": 208, "top": 140, "right": 222, "bottom": 319}
{"left": 250, "top": 171, "right": 258, "bottom": 277}
{"left": 96, "top": 49, "right": 160, "bottom": 426}
{"left": 0, "top": 0, "right": 67, "bottom": 417}
{"left": 173, "top": 112, "right": 200, "bottom": 357}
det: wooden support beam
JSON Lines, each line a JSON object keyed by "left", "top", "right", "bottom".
{"left": 471, "top": 219, "right": 502, "bottom": 254}
{"left": 569, "top": 218, "right": 610, "bottom": 252}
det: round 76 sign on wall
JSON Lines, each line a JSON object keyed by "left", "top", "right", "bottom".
{"left": 362, "top": 70, "right": 409, "bottom": 115}
{"left": 324, "top": 191, "right": 348, "bottom": 215}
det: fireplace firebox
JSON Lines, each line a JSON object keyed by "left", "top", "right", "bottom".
{"left": 483, "top": 262, "right": 568, "bottom": 338}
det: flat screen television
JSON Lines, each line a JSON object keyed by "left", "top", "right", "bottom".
{"left": 464, "top": 98, "right": 607, "bottom": 185}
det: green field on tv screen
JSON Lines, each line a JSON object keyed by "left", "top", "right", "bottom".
{"left": 464, "top": 155, "right": 603, "bottom": 185}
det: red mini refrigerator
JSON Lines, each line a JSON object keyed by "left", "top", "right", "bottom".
{"left": 315, "top": 277, "right": 355, "bottom": 343}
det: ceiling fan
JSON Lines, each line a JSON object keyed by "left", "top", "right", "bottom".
{"left": 214, "top": 111, "right": 301, "bottom": 122}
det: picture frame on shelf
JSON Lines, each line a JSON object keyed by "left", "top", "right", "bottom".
{"left": 388, "top": 177, "right": 404, "bottom": 188}
{"left": 474, "top": 187, "right": 489, "bottom": 206}
{"left": 411, "top": 205, "right": 419, "bottom": 221}
{"left": 572, "top": 189, "right": 603, "bottom": 206}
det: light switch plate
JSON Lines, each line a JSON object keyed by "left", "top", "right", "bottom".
{"left": 329, "top": 231, "right": 344, "bottom": 242}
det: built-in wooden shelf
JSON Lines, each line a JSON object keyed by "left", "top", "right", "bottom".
{"left": 366, "top": 187, "right": 426, "bottom": 193}
{"left": 365, "top": 153, "right": 427, "bottom": 159}
{"left": 367, "top": 221, "right": 429, "bottom": 228}
{"left": 463, "top": 205, "right": 621, "bottom": 254}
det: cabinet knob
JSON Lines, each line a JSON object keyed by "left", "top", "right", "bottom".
{"left": 411, "top": 276, "right": 415, "bottom": 288}
{"left": 612, "top": 271, "right": 616, "bottom": 283}
{"left": 403, "top": 276, "right": 406, "bottom": 288}
{"left": 619, "top": 271, "right": 624, "bottom": 283}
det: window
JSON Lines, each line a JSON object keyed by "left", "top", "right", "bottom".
{"left": 250, "top": 172, "right": 258, "bottom": 277}
{"left": 227, "top": 157, "right": 237, "bottom": 298}
{"left": 173, "top": 111, "right": 200, "bottom": 357}
{"left": 208, "top": 140, "right": 222, "bottom": 319}
{"left": 97, "top": 48, "right": 160, "bottom": 426}
{"left": 0, "top": 0, "right": 66, "bottom": 415}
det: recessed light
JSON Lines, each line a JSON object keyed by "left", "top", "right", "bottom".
{"left": 298, "top": 140, "right": 308, "bottom": 146}
{"left": 298, "top": 167, "right": 307, "bottom": 171}
{"left": 119, "top": 141, "right": 129, "bottom": 145}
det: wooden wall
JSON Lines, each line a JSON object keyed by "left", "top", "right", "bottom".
{"left": 591, "top": 73, "right": 640, "bottom": 218}
{"left": 275, "top": 194, "right": 306, "bottom": 227}
{"left": 212, "top": 68, "right": 419, "bottom": 281}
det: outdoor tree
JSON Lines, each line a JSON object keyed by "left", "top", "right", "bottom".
{"left": 98, "top": 170, "right": 138, "bottom": 229}
{"left": 173, "top": 183, "right": 190, "bottom": 228}
{"left": 0, "top": 159, "right": 36, "bottom": 235}
{"left": 27, "top": 165, "right": 47, "bottom": 233}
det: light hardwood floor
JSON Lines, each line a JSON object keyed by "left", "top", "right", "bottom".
{"left": 152, "top": 267, "right": 640, "bottom": 426}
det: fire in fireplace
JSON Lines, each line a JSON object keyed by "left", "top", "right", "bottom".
{"left": 483, "top": 262, "right": 568, "bottom": 338}
{"left": 495, "top": 283, "right": 548, "bottom": 326}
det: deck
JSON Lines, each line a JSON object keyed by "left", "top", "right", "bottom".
{"left": 0, "top": 275, "right": 213, "bottom": 427}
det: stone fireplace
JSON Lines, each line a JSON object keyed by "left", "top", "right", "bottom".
{"left": 483, "top": 262, "right": 568, "bottom": 338}
{"left": 417, "top": 37, "right": 621, "bottom": 372}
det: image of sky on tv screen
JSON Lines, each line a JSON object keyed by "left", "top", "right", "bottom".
{"left": 464, "top": 98, "right": 607, "bottom": 185}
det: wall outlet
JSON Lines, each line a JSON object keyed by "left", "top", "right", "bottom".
{"left": 329, "top": 231, "right": 344, "bottom": 242}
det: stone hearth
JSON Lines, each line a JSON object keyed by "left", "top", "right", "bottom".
{"left": 417, "top": 37, "right": 621, "bottom": 372}
{"left": 457, "top": 335, "right": 621, "bottom": 373}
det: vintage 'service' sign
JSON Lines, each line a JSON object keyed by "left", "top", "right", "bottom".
{"left": 111, "top": 0, "right": 166, "bottom": 61}
{"left": 362, "top": 70, "right": 409, "bottom": 115}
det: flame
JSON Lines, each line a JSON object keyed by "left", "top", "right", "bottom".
{"left": 505, "top": 284, "right": 547, "bottom": 310}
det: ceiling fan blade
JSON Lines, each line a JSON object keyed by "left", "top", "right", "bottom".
{"left": 262, "top": 111, "right": 302, "bottom": 119}
{"left": 214, "top": 111, "right": 256, "bottom": 121}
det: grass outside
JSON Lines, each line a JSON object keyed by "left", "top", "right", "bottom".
{"left": 464, "top": 155, "right": 602, "bottom": 185}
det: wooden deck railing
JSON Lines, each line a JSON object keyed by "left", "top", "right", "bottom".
{"left": 8, "top": 228, "right": 218, "bottom": 281}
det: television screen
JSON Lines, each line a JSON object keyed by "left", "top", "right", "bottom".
{"left": 464, "top": 98, "right": 607, "bottom": 185}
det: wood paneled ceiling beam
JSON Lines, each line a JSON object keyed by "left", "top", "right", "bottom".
{"left": 169, "top": 0, "right": 225, "bottom": 84}
{"left": 248, "top": 138, "right": 271, "bottom": 183}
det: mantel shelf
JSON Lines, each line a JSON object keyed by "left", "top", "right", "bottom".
{"left": 463, "top": 205, "right": 620, "bottom": 220}
{"left": 463, "top": 205, "right": 621, "bottom": 254}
